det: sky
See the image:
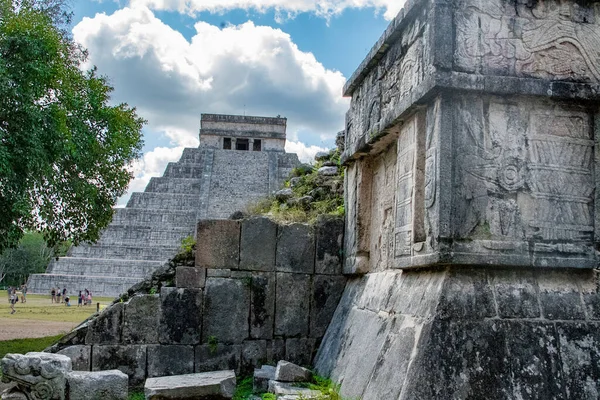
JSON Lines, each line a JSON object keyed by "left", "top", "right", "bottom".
{"left": 69, "top": 0, "right": 404, "bottom": 205}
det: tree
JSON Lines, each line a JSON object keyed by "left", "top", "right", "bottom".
{"left": 0, "top": 0, "right": 145, "bottom": 254}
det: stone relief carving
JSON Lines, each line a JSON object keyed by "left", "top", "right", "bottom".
{"left": 455, "top": 97, "right": 594, "bottom": 246}
{"left": 394, "top": 119, "right": 417, "bottom": 258}
{"left": 1, "top": 353, "right": 71, "bottom": 400}
{"left": 455, "top": 0, "right": 600, "bottom": 82}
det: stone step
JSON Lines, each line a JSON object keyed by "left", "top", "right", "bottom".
{"left": 68, "top": 244, "right": 180, "bottom": 260}
{"left": 95, "top": 225, "right": 194, "bottom": 247}
{"left": 178, "top": 148, "right": 205, "bottom": 164}
{"left": 27, "top": 273, "right": 142, "bottom": 298}
{"left": 162, "top": 162, "right": 205, "bottom": 179}
{"left": 144, "top": 177, "right": 203, "bottom": 194}
{"left": 126, "top": 192, "right": 202, "bottom": 210}
{"left": 47, "top": 257, "right": 162, "bottom": 278}
{"left": 111, "top": 208, "right": 198, "bottom": 227}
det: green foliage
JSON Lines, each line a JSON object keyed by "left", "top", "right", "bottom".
{"left": 0, "top": 334, "right": 63, "bottom": 359}
{"left": 208, "top": 335, "right": 218, "bottom": 354}
{"left": 261, "top": 394, "right": 277, "bottom": 400}
{"left": 149, "top": 287, "right": 157, "bottom": 295}
{"left": 128, "top": 392, "right": 145, "bottom": 400}
{"left": 0, "top": 0, "right": 145, "bottom": 254}
{"left": 233, "top": 376, "right": 254, "bottom": 400}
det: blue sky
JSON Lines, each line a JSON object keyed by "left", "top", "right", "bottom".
{"left": 69, "top": 0, "right": 401, "bottom": 204}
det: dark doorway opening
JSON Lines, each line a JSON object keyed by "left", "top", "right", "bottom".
{"left": 236, "top": 139, "right": 249, "bottom": 151}
{"left": 253, "top": 139, "right": 262, "bottom": 151}
{"left": 223, "top": 138, "right": 231, "bottom": 150}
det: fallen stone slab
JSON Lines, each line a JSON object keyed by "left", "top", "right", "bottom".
{"left": 274, "top": 361, "right": 312, "bottom": 383}
{"left": 144, "top": 370, "right": 236, "bottom": 399}
{"left": 268, "top": 381, "right": 321, "bottom": 398}
{"left": 253, "top": 365, "right": 276, "bottom": 393}
{"left": 67, "top": 370, "right": 128, "bottom": 400}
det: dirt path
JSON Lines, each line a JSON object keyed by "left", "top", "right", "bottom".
{"left": 0, "top": 318, "right": 78, "bottom": 341}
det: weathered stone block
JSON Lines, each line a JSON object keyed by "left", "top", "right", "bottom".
{"left": 203, "top": 278, "right": 250, "bottom": 344}
{"left": 147, "top": 345, "right": 195, "bottom": 378}
{"left": 285, "top": 338, "right": 316, "bottom": 368}
{"left": 176, "top": 266, "right": 206, "bottom": 288}
{"left": 268, "top": 381, "right": 320, "bottom": 398}
{"left": 241, "top": 340, "right": 267, "bottom": 375}
{"left": 253, "top": 365, "right": 275, "bottom": 394}
{"left": 92, "top": 345, "right": 147, "bottom": 388}
{"left": 315, "top": 216, "right": 344, "bottom": 275}
{"left": 196, "top": 220, "right": 240, "bottom": 269}
{"left": 275, "top": 273, "right": 310, "bottom": 337}
{"left": 67, "top": 370, "right": 128, "bottom": 400}
{"left": 538, "top": 272, "right": 586, "bottom": 320}
{"left": 86, "top": 303, "right": 123, "bottom": 345}
{"left": 160, "top": 287, "right": 202, "bottom": 345}
{"left": 240, "top": 217, "right": 277, "bottom": 271}
{"left": 489, "top": 269, "right": 540, "bottom": 319}
{"left": 195, "top": 344, "right": 241, "bottom": 374}
{"left": 274, "top": 360, "right": 312, "bottom": 383}
{"left": 144, "top": 370, "right": 236, "bottom": 400}
{"left": 207, "top": 268, "right": 231, "bottom": 278}
{"left": 310, "top": 275, "right": 346, "bottom": 338}
{"left": 250, "top": 272, "right": 275, "bottom": 339}
{"left": 266, "top": 339, "right": 285, "bottom": 365}
{"left": 57, "top": 345, "right": 91, "bottom": 371}
{"left": 437, "top": 268, "right": 496, "bottom": 320}
{"left": 276, "top": 224, "right": 315, "bottom": 274}
{"left": 123, "top": 295, "right": 161, "bottom": 344}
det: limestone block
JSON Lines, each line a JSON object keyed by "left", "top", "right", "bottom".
{"left": 123, "top": 295, "right": 161, "bottom": 344}
{"left": 195, "top": 344, "right": 241, "bottom": 374}
{"left": 202, "top": 278, "right": 250, "bottom": 344}
{"left": 147, "top": 345, "right": 195, "bottom": 378}
{"left": 253, "top": 365, "right": 275, "bottom": 394}
{"left": 268, "top": 381, "right": 320, "bottom": 398}
{"left": 66, "top": 370, "right": 128, "bottom": 400}
{"left": 86, "top": 303, "right": 123, "bottom": 345}
{"left": 489, "top": 269, "right": 540, "bottom": 319}
{"left": 159, "top": 287, "right": 202, "bottom": 345}
{"left": 144, "top": 370, "right": 236, "bottom": 400}
{"left": 92, "top": 345, "right": 147, "bottom": 388}
{"left": 275, "top": 224, "right": 315, "bottom": 274}
{"left": 250, "top": 272, "right": 275, "bottom": 340}
{"left": 274, "top": 361, "right": 312, "bottom": 383}
{"left": 0, "top": 353, "right": 72, "bottom": 400}
{"left": 266, "top": 339, "right": 285, "bottom": 365}
{"left": 274, "top": 273, "right": 310, "bottom": 337}
{"left": 240, "top": 217, "right": 277, "bottom": 271}
{"left": 310, "top": 276, "right": 346, "bottom": 338}
{"left": 207, "top": 269, "right": 231, "bottom": 278}
{"left": 285, "top": 339, "right": 316, "bottom": 368}
{"left": 241, "top": 340, "right": 267, "bottom": 375}
{"left": 317, "top": 166, "right": 338, "bottom": 176}
{"left": 196, "top": 220, "right": 240, "bottom": 269}
{"left": 315, "top": 217, "right": 344, "bottom": 275}
{"left": 57, "top": 345, "right": 91, "bottom": 371}
{"left": 538, "top": 271, "right": 586, "bottom": 320}
{"left": 176, "top": 267, "right": 206, "bottom": 288}
{"left": 436, "top": 268, "right": 496, "bottom": 320}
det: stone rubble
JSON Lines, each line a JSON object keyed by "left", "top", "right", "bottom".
{"left": 274, "top": 361, "right": 312, "bottom": 383}
{"left": 144, "top": 370, "right": 236, "bottom": 400}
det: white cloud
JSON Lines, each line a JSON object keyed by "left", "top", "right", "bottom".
{"left": 285, "top": 140, "right": 329, "bottom": 164}
{"left": 129, "top": 0, "right": 405, "bottom": 21}
{"left": 74, "top": 7, "right": 349, "bottom": 203}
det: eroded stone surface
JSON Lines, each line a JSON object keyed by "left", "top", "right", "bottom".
{"left": 66, "top": 370, "right": 128, "bottom": 400}
{"left": 274, "top": 361, "right": 312, "bottom": 383}
{"left": 144, "top": 370, "right": 236, "bottom": 400}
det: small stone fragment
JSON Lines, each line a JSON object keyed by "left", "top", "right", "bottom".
{"left": 274, "top": 360, "right": 313, "bottom": 383}
{"left": 275, "top": 188, "right": 294, "bottom": 201}
{"left": 317, "top": 166, "right": 338, "bottom": 176}
{"left": 144, "top": 370, "right": 236, "bottom": 399}
{"left": 268, "top": 381, "right": 320, "bottom": 398}
{"left": 289, "top": 177, "right": 302, "bottom": 187}
{"left": 253, "top": 365, "right": 276, "bottom": 393}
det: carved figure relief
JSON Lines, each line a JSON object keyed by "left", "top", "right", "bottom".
{"left": 456, "top": 0, "right": 600, "bottom": 82}
{"left": 394, "top": 119, "right": 417, "bottom": 257}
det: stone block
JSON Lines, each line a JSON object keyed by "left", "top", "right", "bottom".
{"left": 275, "top": 273, "right": 310, "bottom": 337}
{"left": 250, "top": 272, "right": 275, "bottom": 339}
{"left": 86, "top": 303, "right": 123, "bottom": 345}
{"left": 207, "top": 269, "right": 231, "bottom": 278}
{"left": 268, "top": 381, "right": 320, "bottom": 398}
{"left": 144, "top": 370, "right": 236, "bottom": 400}
{"left": 285, "top": 338, "right": 316, "bottom": 368}
{"left": 123, "top": 295, "right": 161, "bottom": 344}
{"left": 310, "top": 275, "right": 346, "bottom": 338}
{"left": 160, "top": 287, "right": 202, "bottom": 345}
{"left": 315, "top": 216, "right": 344, "bottom": 275}
{"left": 254, "top": 365, "right": 275, "bottom": 394}
{"left": 195, "top": 344, "right": 241, "bottom": 374}
{"left": 266, "top": 339, "right": 285, "bottom": 365}
{"left": 538, "top": 272, "right": 586, "bottom": 320}
{"left": 92, "top": 345, "right": 147, "bottom": 388}
{"left": 240, "top": 217, "right": 277, "bottom": 271}
{"left": 67, "top": 370, "right": 128, "bottom": 400}
{"left": 274, "top": 361, "right": 312, "bottom": 383}
{"left": 276, "top": 224, "right": 315, "bottom": 274}
{"left": 241, "top": 340, "right": 267, "bottom": 375}
{"left": 196, "top": 220, "right": 240, "bottom": 269}
{"left": 176, "top": 266, "right": 206, "bottom": 288}
{"left": 231, "top": 270, "right": 252, "bottom": 279}
{"left": 147, "top": 345, "right": 195, "bottom": 378}
{"left": 489, "top": 269, "right": 540, "bottom": 319}
{"left": 437, "top": 268, "right": 496, "bottom": 320}
{"left": 202, "top": 278, "right": 250, "bottom": 344}
{"left": 57, "top": 345, "right": 91, "bottom": 371}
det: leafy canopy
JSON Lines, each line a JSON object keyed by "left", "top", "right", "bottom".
{"left": 0, "top": 0, "right": 145, "bottom": 254}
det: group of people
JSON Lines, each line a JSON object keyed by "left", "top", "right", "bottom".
{"left": 6, "top": 285, "right": 27, "bottom": 314}
{"left": 51, "top": 287, "right": 93, "bottom": 307}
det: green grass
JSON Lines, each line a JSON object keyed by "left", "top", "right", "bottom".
{"left": 128, "top": 392, "right": 145, "bottom": 400}
{"left": 233, "top": 376, "right": 254, "bottom": 400}
{"left": 0, "top": 334, "right": 64, "bottom": 359}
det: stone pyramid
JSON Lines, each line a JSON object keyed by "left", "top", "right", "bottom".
{"left": 27, "top": 114, "right": 300, "bottom": 297}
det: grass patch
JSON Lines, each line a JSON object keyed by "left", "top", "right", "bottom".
{"left": 233, "top": 376, "right": 254, "bottom": 400}
{"left": 0, "top": 334, "right": 64, "bottom": 359}
{"left": 128, "top": 392, "right": 145, "bottom": 400}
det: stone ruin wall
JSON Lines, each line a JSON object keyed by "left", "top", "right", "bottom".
{"left": 315, "top": 0, "right": 600, "bottom": 399}
{"left": 49, "top": 217, "right": 346, "bottom": 388}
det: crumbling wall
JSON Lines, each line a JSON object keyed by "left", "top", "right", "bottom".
{"left": 48, "top": 217, "right": 345, "bottom": 388}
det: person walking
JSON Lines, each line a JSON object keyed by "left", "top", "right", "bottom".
{"left": 56, "top": 287, "right": 62, "bottom": 303}
{"left": 51, "top": 287, "right": 56, "bottom": 303}
{"left": 78, "top": 291, "right": 83, "bottom": 307}
{"left": 7, "top": 287, "right": 12, "bottom": 304}
{"left": 9, "top": 288, "right": 16, "bottom": 314}
{"left": 21, "top": 284, "right": 27, "bottom": 303}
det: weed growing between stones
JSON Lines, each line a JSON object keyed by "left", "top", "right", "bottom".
{"left": 208, "top": 335, "right": 218, "bottom": 354}
{"left": 128, "top": 391, "right": 144, "bottom": 400}
{"left": 233, "top": 376, "right": 254, "bottom": 399}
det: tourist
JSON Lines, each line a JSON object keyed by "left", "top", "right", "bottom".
{"left": 9, "top": 289, "right": 16, "bottom": 314}
{"left": 21, "top": 284, "right": 27, "bottom": 303}
{"left": 86, "top": 291, "right": 92, "bottom": 306}
{"left": 57, "top": 287, "right": 62, "bottom": 303}
{"left": 51, "top": 287, "right": 56, "bottom": 303}
{"left": 78, "top": 291, "right": 83, "bottom": 307}
{"left": 7, "top": 286, "right": 12, "bottom": 303}
{"left": 64, "top": 294, "right": 71, "bottom": 307}
{"left": 62, "top": 287, "right": 67, "bottom": 301}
